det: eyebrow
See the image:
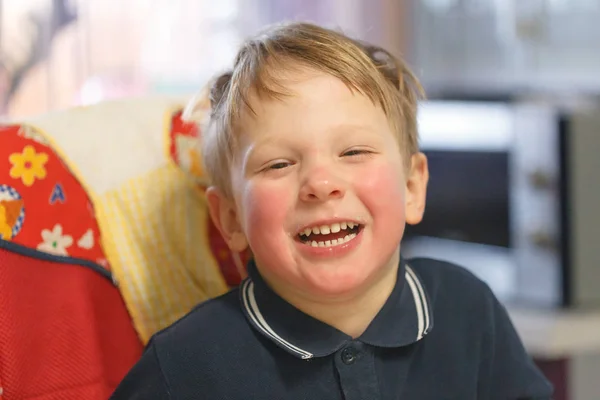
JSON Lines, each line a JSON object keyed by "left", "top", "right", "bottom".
{"left": 249, "top": 125, "right": 377, "bottom": 151}
{"left": 240, "top": 137, "right": 284, "bottom": 174}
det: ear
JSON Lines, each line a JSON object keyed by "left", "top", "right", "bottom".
{"left": 205, "top": 186, "right": 249, "bottom": 252}
{"left": 405, "top": 152, "right": 429, "bottom": 225}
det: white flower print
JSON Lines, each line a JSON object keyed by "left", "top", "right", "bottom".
{"left": 17, "top": 125, "right": 50, "bottom": 145}
{"left": 37, "top": 224, "right": 73, "bottom": 256}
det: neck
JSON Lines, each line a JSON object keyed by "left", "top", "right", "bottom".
{"left": 265, "top": 255, "right": 400, "bottom": 339}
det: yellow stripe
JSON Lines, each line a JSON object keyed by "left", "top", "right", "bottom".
{"left": 98, "top": 166, "right": 228, "bottom": 342}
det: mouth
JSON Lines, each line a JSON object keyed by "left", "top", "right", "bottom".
{"left": 296, "top": 221, "right": 364, "bottom": 248}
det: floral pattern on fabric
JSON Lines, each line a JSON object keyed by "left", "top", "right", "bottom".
{"left": 37, "top": 223, "right": 74, "bottom": 256}
{"left": 9, "top": 145, "right": 49, "bottom": 187}
{"left": 0, "top": 124, "right": 109, "bottom": 268}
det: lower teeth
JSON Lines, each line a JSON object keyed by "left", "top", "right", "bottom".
{"left": 310, "top": 233, "right": 357, "bottom": 247}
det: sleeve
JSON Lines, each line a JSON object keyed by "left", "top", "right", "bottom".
{"left": 479, "top": 293, "right": 554, "bottom": 400}
{"left": 110, "top": 340, "right": 171, "bottom": 400}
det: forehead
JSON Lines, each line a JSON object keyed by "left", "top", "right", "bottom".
{"left": 238, "top": 69, "right": 390, "bottom": 139}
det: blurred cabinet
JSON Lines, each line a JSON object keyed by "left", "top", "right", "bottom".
{"left": 411, "top": 0, "right": 600, "bottom": 94}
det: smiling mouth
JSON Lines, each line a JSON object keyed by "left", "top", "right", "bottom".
{"left": 297, "top": 221, "right": 363, "bottom": 247}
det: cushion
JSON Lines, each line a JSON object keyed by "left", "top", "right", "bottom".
{"left": 17, "top": 97, "right": 251, "bottom": 343}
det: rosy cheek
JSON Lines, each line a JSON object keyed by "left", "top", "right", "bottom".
{"left": 242, "top": 181, "right": 292, "bottom": 239}
{"left": 354, "top": 161, "right": 407, "bottom": 254}
{"left": 355, "top": 161, "right": 405, "bottom": 204}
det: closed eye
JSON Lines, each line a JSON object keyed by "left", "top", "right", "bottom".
{"left": 266, "top": 161, "right": 291, "bottom": 170}
{"left": 342, "top": 149, "right": 373, "bottom": 157}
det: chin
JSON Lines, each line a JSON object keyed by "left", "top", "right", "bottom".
{"left": 301, "top": 267, "right": 376, "bottom": 297}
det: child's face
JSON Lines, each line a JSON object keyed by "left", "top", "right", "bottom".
{"left": 208, "top": 69, "right": 428, "bottom": 298}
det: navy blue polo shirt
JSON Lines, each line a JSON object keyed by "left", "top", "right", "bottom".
{"left": 111, "top": 257, "right": 553, "bottom": 399}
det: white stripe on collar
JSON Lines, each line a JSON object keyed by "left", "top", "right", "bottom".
{"left": 241, "top": 264, "right": 431, "bottom": 358}
{"left": 241, "top": 279, "right": 314, "bottom": 359}
{"left": 405, "top": 264, "right": 431, "bottom": 340}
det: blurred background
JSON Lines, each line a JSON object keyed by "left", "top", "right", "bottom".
{"left": 1, "top": 0, "right": 598, "bottom": 398}
{"left": 3, "top": 0, "right": 600, "bottom": 116}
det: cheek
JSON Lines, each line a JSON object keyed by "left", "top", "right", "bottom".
{"left": 240, "top": 182, "right": 293, "bottom": 244}
{"left": 355, "top": 161, "right": 406, "bottom": 213}
{"left": 356, "top": 161, "right": 407, "bottom": 254}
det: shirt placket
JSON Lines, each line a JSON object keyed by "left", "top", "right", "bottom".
{"left": 335, "top": 341, "right": 381, "bottom": 400}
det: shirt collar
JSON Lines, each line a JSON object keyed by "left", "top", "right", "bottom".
{"left": 239, "top": 256, "right": 434, "bottom": 360}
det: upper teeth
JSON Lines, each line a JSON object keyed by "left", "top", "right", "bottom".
{"left": 301, "top": 222, "right": 356, "bottom": 238}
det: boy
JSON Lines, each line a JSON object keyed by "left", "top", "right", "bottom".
{"left": 111, "top": 22, "right": 553, "bottom": 399}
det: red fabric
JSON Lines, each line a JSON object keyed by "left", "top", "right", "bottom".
{"left": 0, "top": 246, "right": 143, "bottom": 399}
{"left": 0, "top": 125, "right": 108, "bottom": 268}
{"left": 0, "top": 123, "right": 140, "bottom": 399}
{"left": 534, "top": 358, "right": 568, "bottom": 400}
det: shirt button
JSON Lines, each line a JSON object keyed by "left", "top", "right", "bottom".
{"left": 341, "top": 346, "right": 358, "bottom": 365}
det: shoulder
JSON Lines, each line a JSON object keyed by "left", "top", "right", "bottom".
{"left": 150, "top": 286, "right": 257, "bottom": 361}
{"left": 405, "top": 258, "right": 554, "bottom": 398}
{"left": 406, "top": 257, "right": 495, "bottom": 302}
{"left": 406, "top": 258, "right": 554, "bottom": 398}
{"left": 112, "top": 287, "right": 266, "bottom": 397}
{"left": 406, "top": 257, "right": 501, "bottom": 330}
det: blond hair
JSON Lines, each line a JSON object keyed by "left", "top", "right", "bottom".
{"left": 185, "top": 22, "right": 424, "bottom": 198}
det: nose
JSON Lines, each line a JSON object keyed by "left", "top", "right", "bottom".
{"left": 299, "top": 166, "right": 345, "bottom": 203}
